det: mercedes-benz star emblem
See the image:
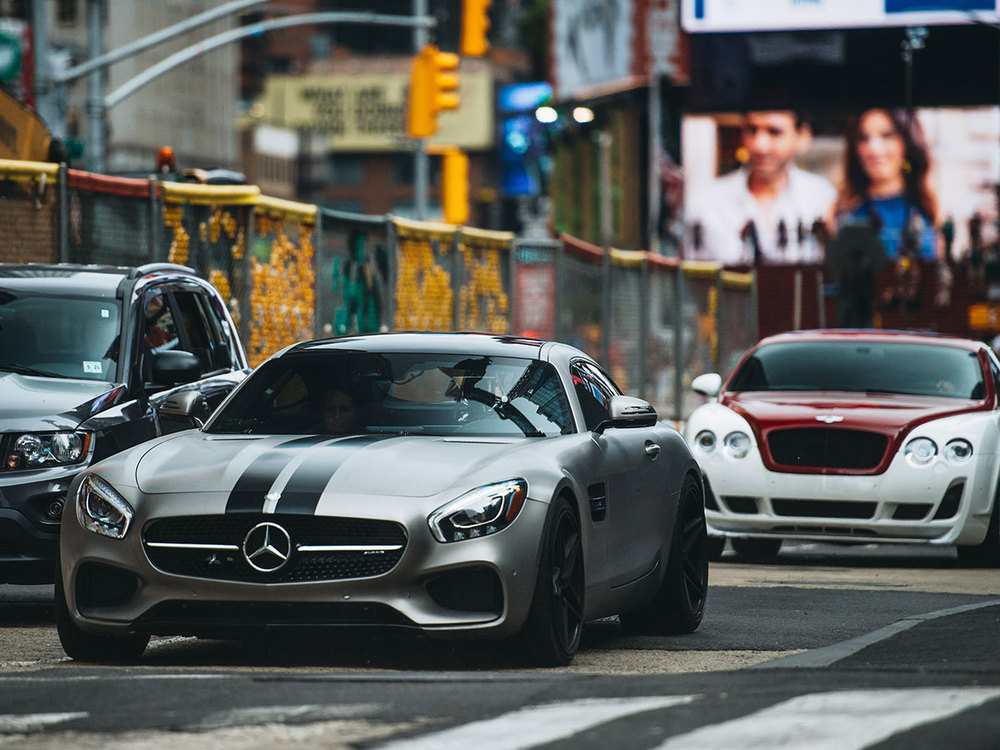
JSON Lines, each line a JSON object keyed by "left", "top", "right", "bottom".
{"left": 242, "top": 522, "right": 292, "bottom": 573}
{"left": 815, "top": 415, "right": 844, "bottom": 424}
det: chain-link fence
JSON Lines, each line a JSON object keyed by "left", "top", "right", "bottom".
{"left": 2, "top": 161, "right": 759, "bottom": 420}
{"left": 0, "top": 160, "right": 61, "bottom": 264}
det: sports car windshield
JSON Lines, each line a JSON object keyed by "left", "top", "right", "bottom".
{"left": 728, "top": 341, "right": 986, "bottom": 400}
{"left": 207, "top": 350, "right": 575, "bottom": 437}
{"left": 0, "top": 292, "right": 121, "bottom": 381}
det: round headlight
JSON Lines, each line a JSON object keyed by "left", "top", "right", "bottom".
{"left": 945, "top": 439, "right": 973, "bottom": 462}
{"left": 904, "top": 437, "right": 938, "bottom": 465}
{"left": 50, "top": 432, "right": 84, "bottom": 463}
{"left": 13, "top": 435, "right": 44, "bottom": 465}
{"left": 694, "top": 430, "right": 716, "bottom": 452}
{"left": 723, "top": 431, "right": 752, "bottom": 459}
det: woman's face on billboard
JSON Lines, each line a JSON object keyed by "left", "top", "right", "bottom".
{"left": 856, "top": 109, "right": 905, "bottom": 192}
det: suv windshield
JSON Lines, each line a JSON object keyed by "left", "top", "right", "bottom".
{"left": 728, "top": 341, "right": 986, "bottom": 400}
{"left": 0, "top": 293, "right": 121, "bottom": 382}
{"left": 208, "top": 351, "right": 575, "bottom": 437}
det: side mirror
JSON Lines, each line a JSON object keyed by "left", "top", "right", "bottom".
{"left": 594, "top": 395, "right": 658, "bottom": 434}
{"left": 158, "top": 389, "right": 208, "bottom": 427}
{"left": 152, "top": 350, "right": 202, "bottom": 387}
{"left": 691, "top": 373, "right": 723, "bottom": 398}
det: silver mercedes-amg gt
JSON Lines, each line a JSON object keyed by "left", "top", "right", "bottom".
{"left": 57, "top": 333, "right": 709, "bottom": 666}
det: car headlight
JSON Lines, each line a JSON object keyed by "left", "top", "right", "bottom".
{"left": 76, "top": 474, "right": 134, "bottom": 539}
{"left": 428, "top": 479, "right": 527, "bottom": 543}
{"left": 5, "top": 431, "right": 91, "bottom": 470}
{"left": 945, "top": 439, "right": 973, "bottom": 462}
{"left": 694, "top": 430, "right": 716, "bottom": 452}
{"left": 904, "top": 437, "right": 938, "bottom": 466}
{"left": 723, "top": 431, "right": 752, "bottom": 459}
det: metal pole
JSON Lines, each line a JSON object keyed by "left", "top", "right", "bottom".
{"left": 58, "top": 165, "right": 69, "bottom": 262}
{"left": 413, "top": 0, "right": 429, "bottom": 220}
{"left": 672, "top": 265, "right": 685, "bottom": 422}
{"left": 598, "top": 130, "right": 613, "bottom": 368}
{"left": 86, "top": 0, "right": 104, "bottom": 173}
{"left": 638, "top": 255, "right": 650, "bottom": 402}
{"left": 105, "top": 12, "right": 435, "bottom": 108}
{"left": 31, "top": 1, "right": 62, "bottom": 138}
{"left": 647, "top": 78, "right": 662, "bottom": 255}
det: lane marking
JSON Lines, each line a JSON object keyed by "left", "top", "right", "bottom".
{"left": 755, "top": 598, "right": 1000, "bottom": 669}
{"left": 656, "top": 688, "right": 1000, "bottom": 750}
{"left": 374, "top": 696, "right": 699, "bottom": 750}
{"left": 189, "top": 703, "right": 380, "bottom": 730}
{"left": 0, "top": 712, "right": 87, "bottom": 733}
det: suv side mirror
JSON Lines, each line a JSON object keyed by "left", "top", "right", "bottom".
{"left": 152, "top": 350, "right": 203, "bottom": 387}
{"left": 594, "top": 396, "right": 658, "bottom": 434}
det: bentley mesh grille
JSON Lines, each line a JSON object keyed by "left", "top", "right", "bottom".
{"left": 143, "top": 514, "right": 407, "bottom": 583}
{"left": 767, "top": 428, "right": 889, "bottom": 470}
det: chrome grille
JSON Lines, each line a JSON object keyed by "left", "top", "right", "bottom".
{"left": 143, "top": 514, "right": 406, "bottom": 583}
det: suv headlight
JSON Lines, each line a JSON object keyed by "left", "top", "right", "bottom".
{"left": 76, "top": 474, "right": 133, "bottom": 539}
{"left": 428, "top": 479, "right": 527, "bottom": 543}
{"left": 5, "top": 431, "right": 91, "bottom": 470}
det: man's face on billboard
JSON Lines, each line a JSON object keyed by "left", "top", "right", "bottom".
{"left": 741, "top": 112, "right": 807, "bottom": 181}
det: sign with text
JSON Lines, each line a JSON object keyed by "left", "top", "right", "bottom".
{"left": 682, "top": 0, "right": 999, "bottom": 32}
{"left": 258, "top": 71, "right": 493, "bottom": 151}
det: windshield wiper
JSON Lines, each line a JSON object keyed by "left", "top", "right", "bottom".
{"left": 0, "top": 363, "right": 70, "bottom": 379}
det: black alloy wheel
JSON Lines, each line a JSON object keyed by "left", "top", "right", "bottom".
{"left": 621, "top": 474, "right": 709, "bottom": 634}
{"left": 521, "top": 496, "right": 584, "bottom": 666}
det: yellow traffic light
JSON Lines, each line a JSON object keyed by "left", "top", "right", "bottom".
{"left": 441, "top": 149, "right": 469, "bottom": 225}
{"left": 407, "top": 44, "right": 461, "bottom": 139}
{"left": 461, "top": 0, "right": 491, "bottom": 57}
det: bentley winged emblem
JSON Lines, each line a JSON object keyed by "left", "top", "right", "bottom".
{"left": 815, "top": 415, "right": 845, "bottom": 424}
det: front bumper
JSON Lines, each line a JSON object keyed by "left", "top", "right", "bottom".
{"left": 699, "top": 449, "right": 996, "bottom": 547}
{"left": 60, "top": 495, "right": 548, "bottom": 640}
{"left": 0, "top": 467, "right": 78, "bottom": 583}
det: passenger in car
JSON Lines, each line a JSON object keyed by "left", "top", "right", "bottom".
{"left": 321, "top": 386, "right": 360, "bottom": 434}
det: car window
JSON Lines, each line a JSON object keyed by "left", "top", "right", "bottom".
{"left": 571, "top": 361, "right": 615, "bottom": 430}
{"left": 208, "top": 352, "right": 575, "bottom": 438}
{"left": 0, "top": 293, "right": 121, "bottom": 381}
{"left": 196, "top": 291, "right": 236, "bottom": 370}
{"left": 142, "top": 289, "right": 179, "bottom": 355}
{"left": 728, "top": 341, "right": 986, "bottom": 400}
{"left": 173, "top": 290, "right": 220, "bottom": 372}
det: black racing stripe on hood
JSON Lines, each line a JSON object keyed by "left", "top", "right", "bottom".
{"left": 274, "top": 435, "right": 396, "bottom": 515}
{"left": 225, "top": 435, "right": 331, "bottom": 513}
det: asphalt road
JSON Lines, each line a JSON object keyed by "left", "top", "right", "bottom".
{"left": 2, "top": 542, "right": 999, "bottom": 749}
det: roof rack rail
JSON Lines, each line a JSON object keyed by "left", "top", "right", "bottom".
{"left": 130, "top": 262, "right": 196, "bottom": 279}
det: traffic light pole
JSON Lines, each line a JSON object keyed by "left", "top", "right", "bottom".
{"left": 34, "top": 3, "right": 434, "bottom": 173}
{"left": 413, "top": 0, "right": 430, "bottom": 220}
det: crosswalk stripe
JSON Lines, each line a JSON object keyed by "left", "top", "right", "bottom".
{"left": 0, "top": 712, "right": 88, "bottom": 733}
{"left": 656, "top": 688, "right": 1000, "bottom": 749}
{"left": 375, "top": 696, "right": 699, "bottom": 750}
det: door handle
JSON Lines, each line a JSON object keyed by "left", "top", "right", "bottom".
{"left": 644, "top": 441, "right": 661, "bottom": 459}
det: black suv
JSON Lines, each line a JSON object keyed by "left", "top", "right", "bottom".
{"left": 0, "top": 263, "right": 249, "bottom": 582}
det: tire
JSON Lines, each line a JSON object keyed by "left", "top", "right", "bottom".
{"left": 731, "top": 537, "right": 782, "bottom": 562}
{"left": 54, "top": 563, "right": 149, "bottom": 664}
{"left": 519, "top": 495, "right": 585, "bottom": 667}
{"left": 621, "top": 474, "right": 709, "bottom": 635}
{"left": 957, "top": 497, "right": 1000, "bottom": 568}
